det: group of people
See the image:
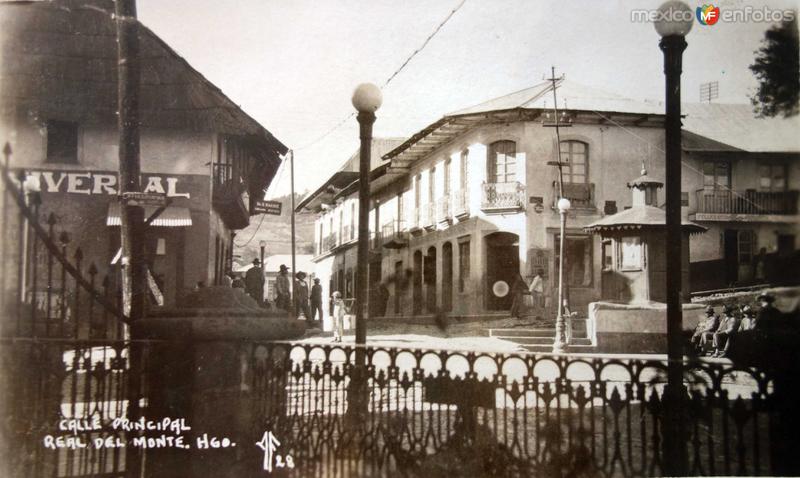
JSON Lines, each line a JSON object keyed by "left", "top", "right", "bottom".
{"left": 238, "top": 259, "right": 348, "bottom": 341}
{"left": 691, "top": 292, "right": 781, "bottom": 358}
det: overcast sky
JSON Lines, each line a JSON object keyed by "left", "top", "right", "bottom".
{"left": 137, "top": 0, "right": 796, "bottom": 198}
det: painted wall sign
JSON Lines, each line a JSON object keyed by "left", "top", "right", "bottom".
{"left": 23, "top": 170, "right": 191, "bottom": 198}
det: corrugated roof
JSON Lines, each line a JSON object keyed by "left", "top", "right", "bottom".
{"left": 585, "top": 206, "right": 706, "bottom": 234}
{"left": 0, "top": 0, "right": 287, "bottom": 157}
{"left": 340, "top": 137, "right": 406, "bottom": 172}
{"left": 681, "top": 103, "right": 800, "bottom": 153}
{"left": 450, "top": 79, "right": 664, "bottom": 117}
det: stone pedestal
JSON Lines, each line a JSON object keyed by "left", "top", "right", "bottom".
{"left": 132, "top": 287, "right": 304, "bottom": 478}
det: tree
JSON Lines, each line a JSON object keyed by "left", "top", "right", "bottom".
{"left": 749, "top": 17, "right": 799, "bottom": 117}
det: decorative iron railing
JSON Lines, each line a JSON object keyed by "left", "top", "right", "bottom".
{"left": 482, "top": 181, "right": 526, "bottom": 212}
{"left": 0, "top": 144, "right": 146, "bottom": 477}
{"left": 695, "top": 189, "right": 798, "bottom": 215}
{"left": 381, "top": 220, "right": 408, "bottom": 246}
{"left": 248, "top": 342, "right": 775, "bottom": 477}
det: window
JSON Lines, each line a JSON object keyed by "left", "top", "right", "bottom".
{"left": 46, "top": 120, "right": 78, "bottom": 163}
{"left": 738, "top": 230, "right": 755, "bottom": 265}
{"left": 460, "top": 150, "right": 468, "bottom": 191}
{"left": 555, "top": 235, "right": 593, "bottom": 287}
{"left": 681, "top": 192, "right": 689, "bottom": 207}
{"left": 350, "top": 203, "right": 356, "bottom": 240}
{"left": 487, "top": 141, "right": 516, "bottom": 183}
{"left": 759, "top": 163, "right": 786, "bottom": 192}
{"left": 397, "top": 192, "right": 404, "bottom": 226}
{"left": 414, "top": 173, "right": 422, "bottom": 226}
{"left": 444, "top": 158, "right": 451, "bottom": 195}
{"left": 619, "top": 237, "right": 643, "bottom": 270}
{"left": 703, "top": 161, "right": 730, "bottom": 189}
{"left": 338, "top": 210, "right": 344, "bottom": 243}
{"left": 559, "top": 141, "right": 588, "bottom": 183}
{"left": 601, "top": 239, "right": 613, "bottom": 271}
{"left": 458, "top": 239, "right": 470, "bottom": 292}
{"left": 428, "top": 167, "right": 436, "bottom": 204}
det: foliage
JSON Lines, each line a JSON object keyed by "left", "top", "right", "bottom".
{"left": 749, "top": 17, "right": 799, "bottom": 117}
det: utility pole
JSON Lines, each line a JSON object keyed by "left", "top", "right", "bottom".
{"left": 543, "top": 66, "right": 572, "bottom": 353}
{"left": 115, "top": 0, "right": 145, "bottom": 477}
{"left": 289, "top": 149, "right": 296, "bottom": 318}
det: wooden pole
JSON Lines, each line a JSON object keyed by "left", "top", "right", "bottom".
{"left": 115, "top": 1, "right": 145, "bottom": 475}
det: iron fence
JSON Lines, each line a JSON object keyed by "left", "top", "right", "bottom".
{"left": 248, "top": 342, "right": 774, "bottom": 477}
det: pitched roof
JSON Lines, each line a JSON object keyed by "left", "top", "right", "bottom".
{"left": 450, "top": 79, "right": 664, "bottom": 117}
{"left": 0, "top": 0, "right": 287, "bottom": 157}
{"left": 680, "top": 103, "right": 800, "bottom": 153}
{"left": 383, "top": 79, "right": 664, "bottom": 166}
{"left": 585, "top": 206, "right": 706, "bottom": 234}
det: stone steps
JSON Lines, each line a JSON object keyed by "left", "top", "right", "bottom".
{"left": 487, "top": 318, "right": 594, "bottom": 352}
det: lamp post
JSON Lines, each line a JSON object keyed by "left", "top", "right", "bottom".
{"left": 352, "top": 83, "right": 382, "bottom": 347}
{"left": 553, "top": 197, "right": 570, "bottom": 353}
{"left": 655, "top": 2, "right": 692, "bottom": 475}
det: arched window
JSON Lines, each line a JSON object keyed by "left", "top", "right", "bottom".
{"left": 559, "top": 140, "right": 588, "bottom": 183}
{"left": 487, "top": 140, "right": 516, "bottom": 183}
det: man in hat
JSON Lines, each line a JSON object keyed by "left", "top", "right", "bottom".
{"left": 692, "top": 305, "right": 719, "bottom": 352}
{"left": 275, "top": 264, "right": 290, "bottom": 311}
{"left": 310, "top": 278, "right": 324, "bottom": 325}
{"left": 245, "top": 258, "right": 265, "bottom": 306}
{"left": 294, "top": 271, "right": 311, "bottom": 322}
{"left": 712, "top": 304, "right": 741, "bottom": 358}
{"left": 756, "top": 292, "right": 782, "bottom": 331}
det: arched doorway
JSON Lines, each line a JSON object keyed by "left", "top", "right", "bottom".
{"left": 485, "top": 232, "right": 520, "bottom": 311}
{"left": 425, "top": 246, "right": 437, "bottom": 313}
{"left": 442, "top": 242, "right": 453, "bottom": 313}
{"left": 413, "top": 250, "right": 422, "bottom": 315}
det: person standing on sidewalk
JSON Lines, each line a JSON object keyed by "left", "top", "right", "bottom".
{"left": 310, "top": 278, "right": 324, "bottom": 325}
{"left": 331, "top": 291, "right": 345, "bottom": 342}
{"left": 294, "top": 272, "right": 311, "bottom": 322}
{"left": 244, "top": 258, "right": 265, "bottom": 306}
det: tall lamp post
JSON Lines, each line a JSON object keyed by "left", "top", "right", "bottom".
{"left": 553, "top": 197, "right": 570, "bottom": 353}
{"left": 654, "top": 2, "right": 692, "bottom": 475}
{"left": 352, "top": 83, "right": 382, "bottom": 347}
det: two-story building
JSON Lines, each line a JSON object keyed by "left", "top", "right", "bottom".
{"left": 681, "top": 103, "right": 799, "bottom": 290}
{"left": 0, "top": 0, "right": 287, "bottom": 306}
{"left": 297, "top": 138, "right": 405, "bottom": 310}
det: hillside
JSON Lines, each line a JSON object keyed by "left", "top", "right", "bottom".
{"left": 233, "top": 192, "right": 315, "bottom": 267}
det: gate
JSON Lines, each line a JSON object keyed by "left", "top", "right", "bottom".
{"left": 0, "top": 144, "right": 147, "bottom": 477}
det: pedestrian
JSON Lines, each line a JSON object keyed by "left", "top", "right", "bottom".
{"left": 231, "top": 275, "right": 244, "bottom": 289}
{"left": 529, "top": 269, "right": 545, "bottom": 320}
{"left": 244, "top": 258, "right": 265, "bottom": 306}
{"left": 331, "top": 291, "right": 345, "bottom": 342}
{"left": 275, "top": 264, "right": 290, "bottom": 310}
{"left": 310, "top": 278, "right": 324, "bottom": 325}
{"left": 739, "top": 305, "right": 757, "bottom": 331}
{"left": 510, "top": 273, "right": 528, "bottom": 319}
{"left": 294, "top": 271, "right": 311, "bottom": 322}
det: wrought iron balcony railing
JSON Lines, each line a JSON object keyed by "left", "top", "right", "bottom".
{"left": 481, "top": 181, "right": 526, "bottom": 212}
{"left": 381, "top": 220, "right": 408, "bottom": 246}
{"left": 696, "top": 189, "right": 798, "bottom": 215}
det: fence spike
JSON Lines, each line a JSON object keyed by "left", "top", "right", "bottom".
{"left": 59, "top": 231, "right": 70, "bottom": 244}
{"left": 2, "top": 142, "right": 11, "bottom": 156}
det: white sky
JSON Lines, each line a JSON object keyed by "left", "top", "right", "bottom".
{"left": 137, "top": 0, "right": 797, "bottom": 197}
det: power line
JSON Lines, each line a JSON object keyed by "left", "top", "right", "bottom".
{"left": 295, "top": 0, "right": 468, "bottom": 152}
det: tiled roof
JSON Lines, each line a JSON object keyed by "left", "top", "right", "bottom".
{"left": 585, "top": 206, "right": 706, "bottom": 234}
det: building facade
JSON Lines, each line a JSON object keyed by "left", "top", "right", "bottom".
{"left": 0, "top": 1, "right": 287, "bottom": 306}
{"left": 303, "top": 80, "right": 799, "bottom": 322}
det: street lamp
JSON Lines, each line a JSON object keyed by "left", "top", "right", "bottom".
{"left": 553, "top": 197, "right": 570, "bottom": 353}
{"left": 352, "top": 83, "right": 382, "bottom": 347}
{"left": 655, "top": 2, "right": 692, "bottom": 475}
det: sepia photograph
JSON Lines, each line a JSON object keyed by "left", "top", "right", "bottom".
{"left": 0, "top": 0, "right": 798, "bottom": 476}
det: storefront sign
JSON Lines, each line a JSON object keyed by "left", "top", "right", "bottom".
{"left": 253, "top": 200, "right": 282, "bottom": 215}
{"left": 24, "top": 170, "right": 191, "bottom": 198}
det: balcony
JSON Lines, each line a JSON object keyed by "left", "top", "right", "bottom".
{"left": 370, "top": 230, "right": 382, "bottom": 250}
{"left": 342, "top": 225, "right": 355, "bottom": 244}
{"left": 322, "top": 233, "right": 338, "bottom": 253}
{"left": 381, "top": 220, "right": 408, "bottom": 249}
{"left": 436, "top": 195, "right": 452, "bottom": 224}
{"left": 553, "top": 182, "right": 596, "bottom": 211}
{"left": 212, "top": 163, "right": 249, "bottom": 229}
{"left": 693, "top": 189, "right": 799, "bottom": 222}
{"left": 481, "top": 181, "right": 526, "bottom": 213}
{"left": 452, "top": 189, "right": 469, "bottom": 219}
